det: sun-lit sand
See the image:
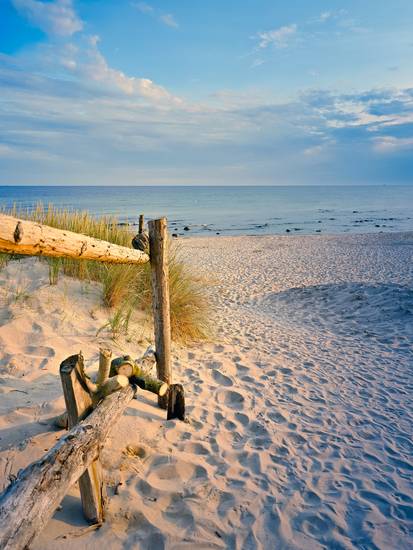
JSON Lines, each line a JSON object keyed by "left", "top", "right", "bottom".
{"left": 0, "top": 232, "right": 412, "bottom": 549}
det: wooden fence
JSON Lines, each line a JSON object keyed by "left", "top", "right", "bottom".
{"left": 0, "top": 213, "right": 185, "bottom": 549}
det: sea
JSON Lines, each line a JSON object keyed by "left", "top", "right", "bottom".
{"left": 0, "top": 185, "right": 412, "bottom": 237}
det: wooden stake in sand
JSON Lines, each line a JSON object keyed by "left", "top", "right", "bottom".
{"left": 96, "top": 348, "right": 112, "bottom": 387}
{"left": 167, "top": 384, "right": 186, "bottom": 421}
{"left": 0, "top": 383, "right": 136, "bottom": 550}
{"left": 60, "top": 354, "right": 105, "bottom": 524}
{"left": 138, "top": 213, "right": 144, "bottom": 234}
{"left": 0, "top": 214, "right": 150, "bottom": 264}
{"left": 148, "top": 218, "right": 172, "bottom": 409}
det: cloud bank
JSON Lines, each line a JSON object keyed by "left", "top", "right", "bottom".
{"left": 1, "top": 1, "right": 412, "bottom": 185}
{"left": 12, "top": 0, "right": 83, "bottom": 37}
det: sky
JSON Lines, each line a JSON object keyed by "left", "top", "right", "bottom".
{"left": 0, "top": 0, "right": 412, "bottom": 185}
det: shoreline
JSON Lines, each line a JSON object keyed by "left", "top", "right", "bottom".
{"left": 178, "top": 228, "right": 413, "bottom": 239}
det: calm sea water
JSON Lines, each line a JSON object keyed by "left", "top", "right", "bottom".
{"left": 0, "top": 185, "right": 412, "bottom": 236}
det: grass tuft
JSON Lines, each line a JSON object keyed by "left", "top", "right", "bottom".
{"left": 1, "top": 204, "right": 211, "bottom": 342}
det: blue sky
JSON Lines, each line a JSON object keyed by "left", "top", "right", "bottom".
{"left": 0, "top": 0, "right": 412, "bottom": 185}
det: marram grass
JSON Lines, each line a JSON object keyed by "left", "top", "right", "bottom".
{"left": 1, "top": 204, "right": 211, "bottom": 342}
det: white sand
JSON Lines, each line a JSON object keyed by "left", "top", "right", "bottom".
{"left": 0, "top": 232, "right": 412, "bottom": 549}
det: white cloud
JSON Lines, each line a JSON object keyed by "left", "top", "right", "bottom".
{"left": 12, "top": 0, "right": 83, "bottom": 37}
{"left": 313, "top": 9, "right": 347, "bottom": 24}
{"left": 160, "top": 13, "right": 178, "bottom": 28}
{"left": 318, "top": 12, "right": 332, "bottom": 22}
{"left": 10, "top": 2, "right": 183, "bottom": 107}
{"left": 251, "top": 58, "right": 265, "bottom": 68}
{"left": 257, "top": 24, "right": 297, "bottom": 49}
{"left": 134, "top": 2, "right": 153, "bottom": 14}
{"left": 373, "top": 136, "right": 413, "bottom": 153}
{"left": 133, "top": 2, "right": 178, "bottom": 28}
{"left": 76, "top": 37, "right": 184, "bottom": 105}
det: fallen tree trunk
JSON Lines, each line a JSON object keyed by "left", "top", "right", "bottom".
{"left": 0, "top": 384, "right": 136, "bottom": 550}
{"left": 0, "top": 214, "right": 149, "bottom": 265}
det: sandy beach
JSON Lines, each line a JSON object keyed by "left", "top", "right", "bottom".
{"left": 0, "top": 231, "right": 412, "bottom": 549}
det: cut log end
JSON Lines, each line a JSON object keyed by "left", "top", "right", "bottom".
{"left": 159, "top": 382, "right": 169, "bottom": 397}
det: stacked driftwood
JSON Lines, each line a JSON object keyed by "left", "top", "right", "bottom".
{"left": 0, "top": 213, "right": 185, "bottom": 549}
{"left": 0, "top": 348, "right": 185, "bottom": 550}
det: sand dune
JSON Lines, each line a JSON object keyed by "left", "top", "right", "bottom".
{"left": 0, "top": 232, "right": 412, "bottom": 549}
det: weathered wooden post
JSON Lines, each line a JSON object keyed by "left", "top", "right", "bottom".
{"left": 167, "top": 384, "right": 186, "bottom": 421}
{"left": 139, "top": 214, "right": 144, "bottom": 234}
{"left": 60, "top": 354, "right": 105, "bottom": 524}
{"left": 148, "top": 218, "right": 172, "bottom": 409}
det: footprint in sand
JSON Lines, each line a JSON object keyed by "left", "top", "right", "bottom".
{"left": 180, "top": 441, "right": 210, "bottom": 456}
{"left": 235, "top": 412, "right": 249, "bottom": 426}
{"left": 211, "top": 369, "right": 233, "bottom": 387}
{"left": 24, "top": 345, "right": 55, "bottom": 358}
{"left": 235, "top": 364, "right": 249, "bottom": 375}
{"left": 268, "top": 410, "right": 287, "bottom": 424}
{"left": 216, "top": 389, "right": 245, "bottom": 411}
{"left": 146, "top": 459, "right": 208, "bottom": 492}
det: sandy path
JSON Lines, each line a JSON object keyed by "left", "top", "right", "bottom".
{"left": 0, "top": 232, "right": 412, "bottom": 549}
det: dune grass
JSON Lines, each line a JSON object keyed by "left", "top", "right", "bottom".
{"left": 1, "top": 204, "right": 210, "bottom": 342}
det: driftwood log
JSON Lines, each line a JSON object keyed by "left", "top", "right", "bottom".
{"left": 0, "top": 385, "right": 136, "bottom": 550}
{"left": 0, "top": 214, "right": 149, "bottom": 264}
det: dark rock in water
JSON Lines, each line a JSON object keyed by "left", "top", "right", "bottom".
{"left": 316, "top": 229, "right": 321, "bottom": 233}
{"left": 329, "top": 218, "right": 336, "bottom": 221}
{"left": 293, "top": 228, "right": 302, "bottom": 231}
{"left": 375, "top": 224, "right": 380, "bottom": 227}
{"left": 216, "top": 232, "right": 220, "bottom": 235}
{"left": 285, "top": 229, "right": 291, "bottom": 233}
{"left": 353, "top": 210, "right": 359, "bottom": 213}
{"left": 318, "top": 220, "right": 322, "bottom": 223}
{"left": 183, "top": 226, "right": 190, "bottom": 231}
{"left": 172, "top": 233, "right": 178, "bottom": 238}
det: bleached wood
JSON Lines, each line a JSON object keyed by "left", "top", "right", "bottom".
{"left": 60, "top": 355, "right": 104, "bottom": 524}
{"left": 0, "top": 385, "right": 136, "bottom": 550}
{"left": 0, "top": 214, "right": 149, "bottom": 264}
{"left": 98, "top": 375, "right": 129, "bottom": 397}
{"left": 148, "top": 218, "right": 172, "bottom": 409}
{"left": 96, "top": 348, "right": 112, "bottom": 387}
{"left": 136, "top": 345, "right": 157, "bottom": 374}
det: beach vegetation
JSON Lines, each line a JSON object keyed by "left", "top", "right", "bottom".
{"left": 1, "top": 204, "right": 211, "bottom": 342}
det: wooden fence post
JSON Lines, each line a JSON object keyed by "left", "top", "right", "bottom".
{"left": 148, "top": 218, "right": 172, "bottom": 409}
{"left": 139, "top": 214, "right": 144, "bottom": 234}
{"left": 60, "top": 354, "right": 105, "bottom": 523}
